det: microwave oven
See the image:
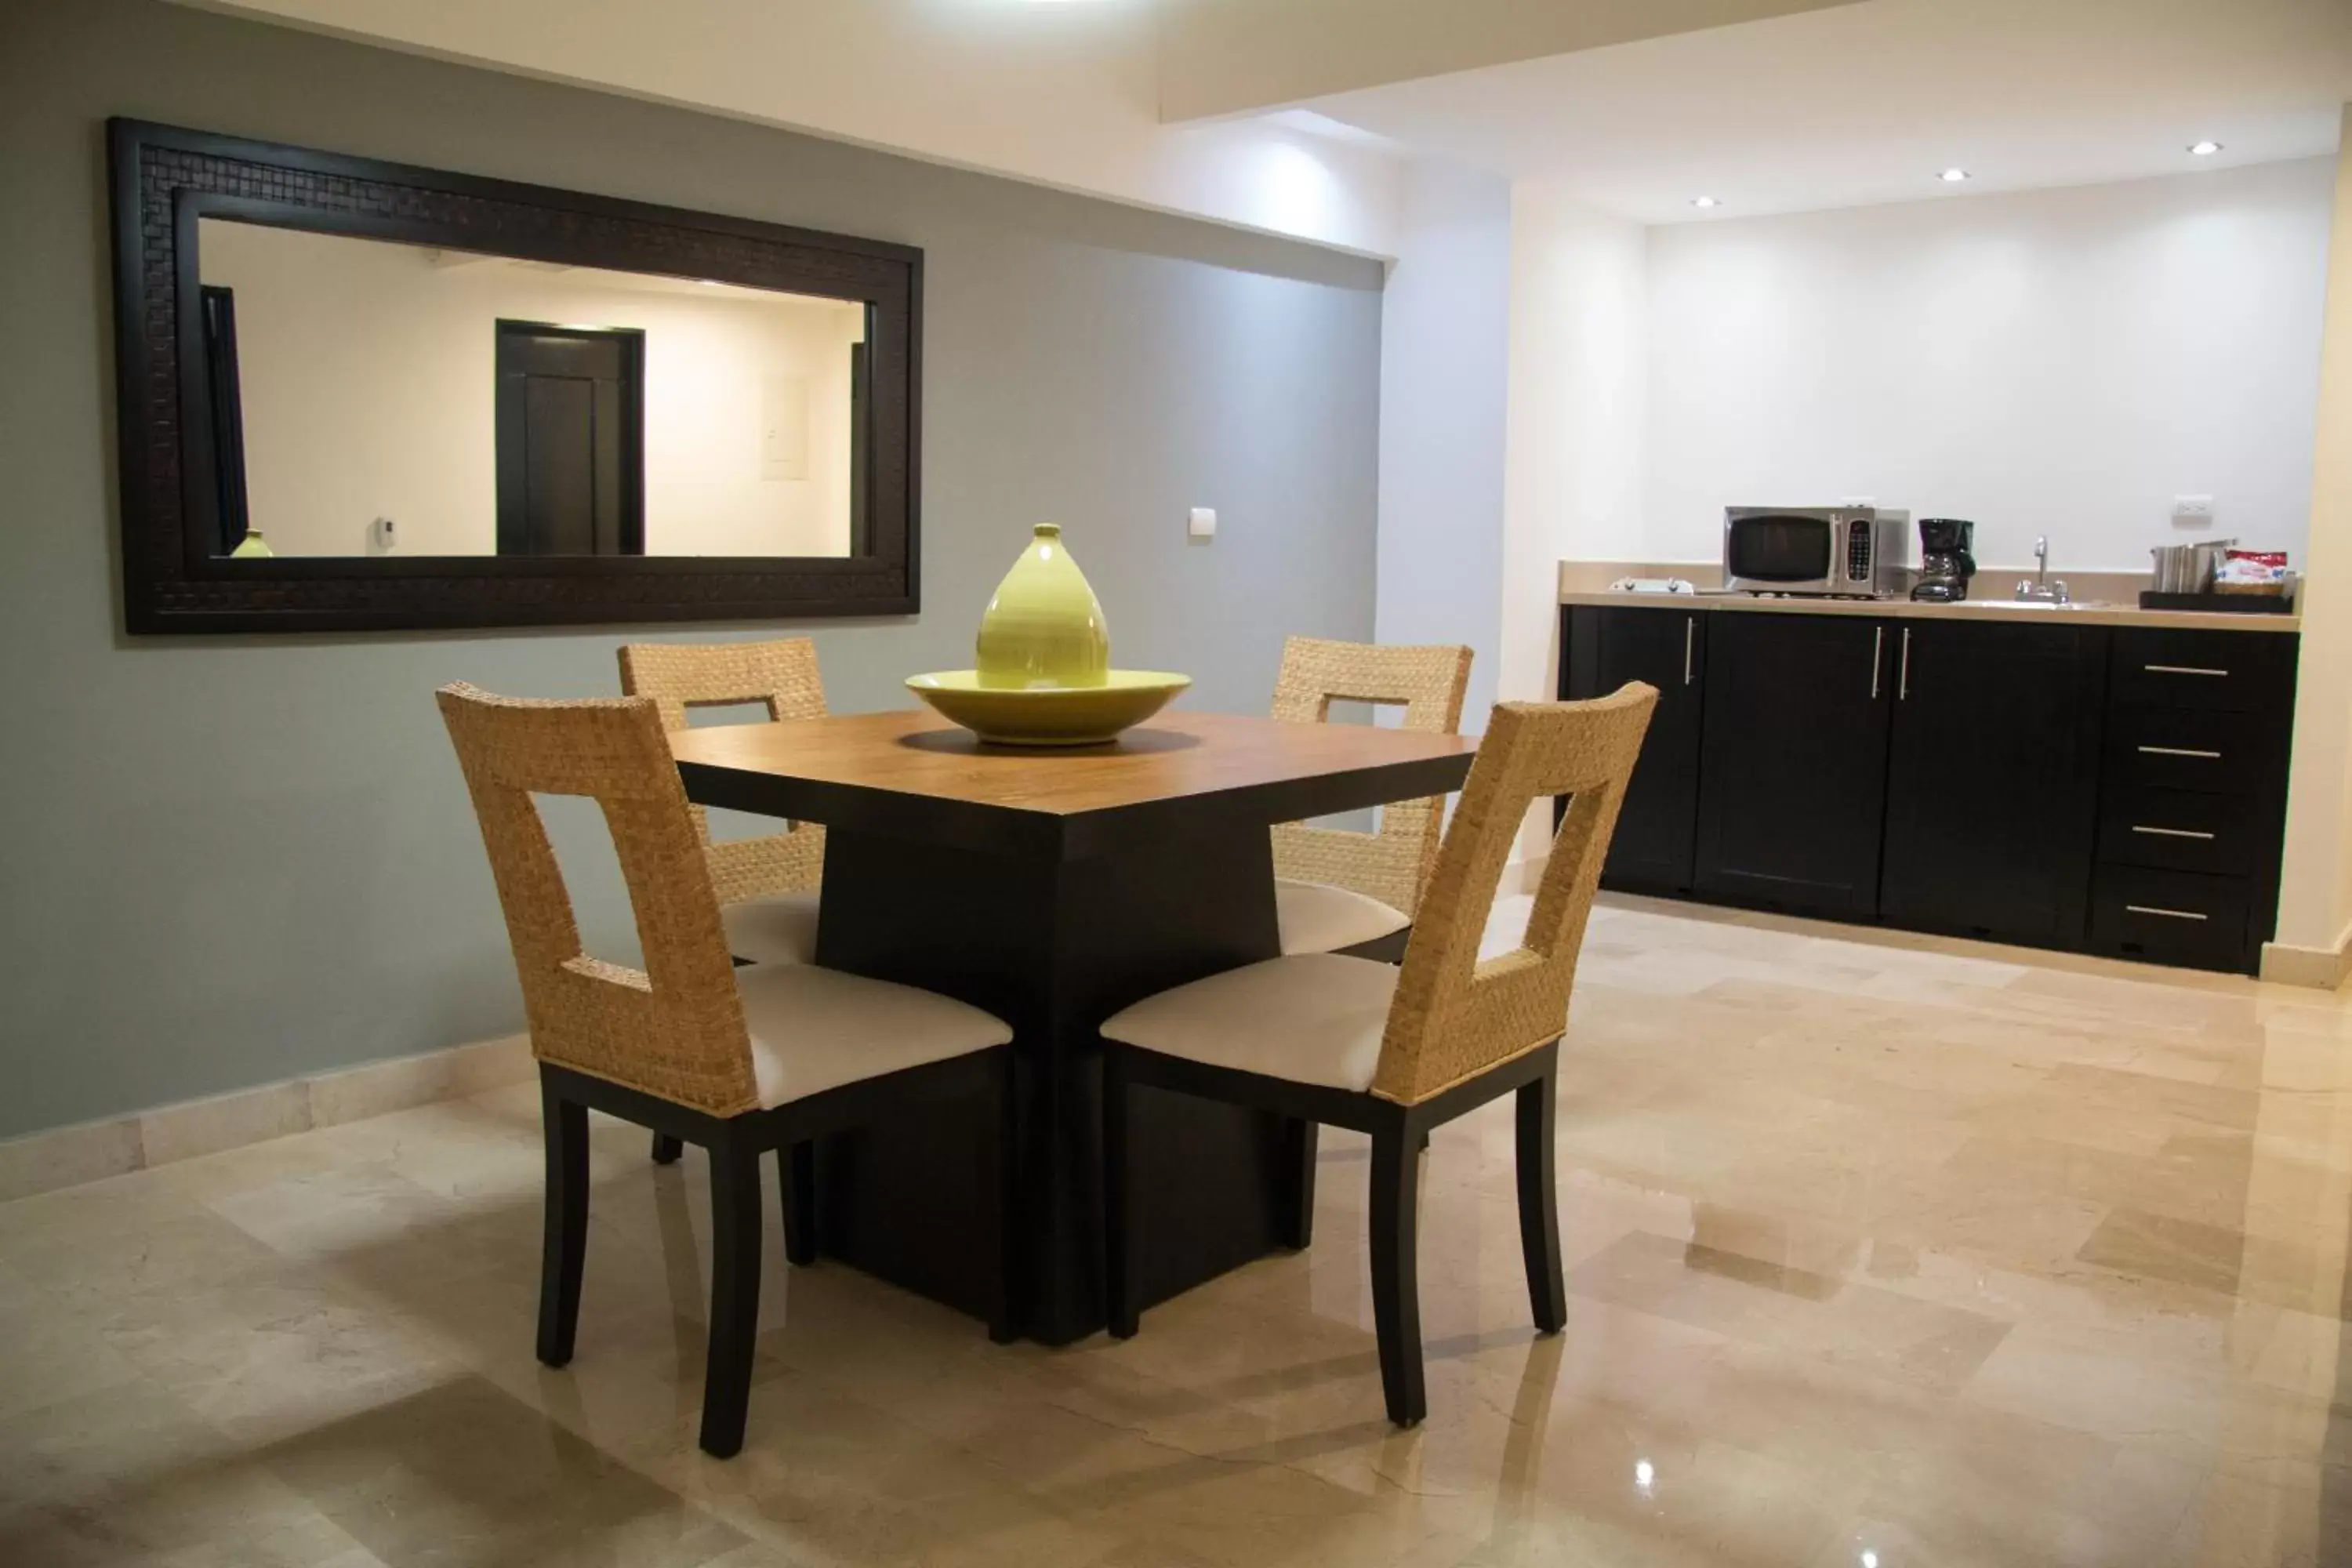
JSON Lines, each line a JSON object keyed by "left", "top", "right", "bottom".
{"left": 1722, "top": 506, "right": 1909, "bottom": 597}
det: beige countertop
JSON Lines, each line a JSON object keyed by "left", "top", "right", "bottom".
{"left": 1556, "top": 563, "right": 2299, "bottom": 633}
{"left": 1556, "top": 590, "right": 2299, "bottom": 633}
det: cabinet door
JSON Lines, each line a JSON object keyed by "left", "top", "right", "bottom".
{"left": 1693, "top": 612, "right": 1893, "bottom": 918}
{"left": 1563, "top": 606, "right": 1704, "bottom": 893}
{"left": 1880, "top": 621, "right": 2107, "bottom": 946}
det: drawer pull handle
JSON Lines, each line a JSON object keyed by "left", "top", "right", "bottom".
{"left": 2125, "top": 903, "right": 2209, "bottom": 922}
{"left": 2143, "top": 663, "right": 2228, "bottom": 677}
{"left": 2136, "top": 745, "right": 2222, "bottom": 760}
{"left": 2131, "top": 825, "right": 2217, "bottom": 840}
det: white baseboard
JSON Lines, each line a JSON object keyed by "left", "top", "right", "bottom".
{"left": 0, "top": 1033, "right": 534, "bottom": 1204}
{"left": 1507, "top": 854, "right": 1551, "bottom": 895}
{"left": 2260, "top": 924, "right": 2352, "bottom": 990}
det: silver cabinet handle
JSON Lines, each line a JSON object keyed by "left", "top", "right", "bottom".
{"left": 2132, "top": 825, "right": 2217, "bottom": 840}
{"left": 2137, "top": 745, "right": 2222, "bottom": 760}
{"left": 1683, "top": 616, "right": 1695, "bottom": 687}
{"left": 1870, "top": 626, "right": 1882, "bottom": 699}
{"left": 1899, "top": 627, "right": 1912, "bottom": 701}
{"left": 2144, "top": 664, "right": 2228, "bottom": 677}
{"left": 2125, "top": 903, "right": 2209, "bottom": 921}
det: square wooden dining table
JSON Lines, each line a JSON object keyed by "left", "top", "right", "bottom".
{"left": 669, "top": 706, "right": 1478, "bottom": 1345}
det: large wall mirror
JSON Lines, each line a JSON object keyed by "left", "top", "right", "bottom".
{"left": 110, "top": 121, "right": 920, "bottom": 633}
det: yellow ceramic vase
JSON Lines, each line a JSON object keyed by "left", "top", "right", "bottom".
{"left": 975, "top": 524, "right": 1109, "bottom": 689}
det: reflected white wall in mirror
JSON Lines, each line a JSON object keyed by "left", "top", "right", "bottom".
{"left": 198, "top": 217, "right": 868, "bottom": 558}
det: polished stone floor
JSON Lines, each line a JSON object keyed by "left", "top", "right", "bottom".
{"left": 8, "top": 895, "right": 2352, "bottom": 1566}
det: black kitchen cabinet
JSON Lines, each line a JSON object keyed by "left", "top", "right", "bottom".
{"left": 1879, "top": 620, "right": 2108, "bottom": 947}
{"left": 1692, "top": 612, "right": 1893, "bottom": 919}
{"left": 1561, "top": 605, "right": 1705, "bottom": 892}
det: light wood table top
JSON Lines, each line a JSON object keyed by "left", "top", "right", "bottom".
{"left": 671, "top": 709, "right": 1479, "bottom": 860}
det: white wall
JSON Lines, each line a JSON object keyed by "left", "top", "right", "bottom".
{"left": 2276, "top": 110, "right": 2352, "bottom": 961}
{"left": 202, "top": 220, "right": 862, "bottom": 557}
{"left": 1642, "top": 160, "right": 2337, "bottom": 571}
{"left": 1499, "top": 184, "right": 1650, "bottom": 857}
{"left": 1373, "top": 161, "right": 1512, "bottom": 728}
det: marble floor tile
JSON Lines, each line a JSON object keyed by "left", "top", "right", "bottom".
{"left": 9, "top": 898, "right": 2352, "bottom": 1564}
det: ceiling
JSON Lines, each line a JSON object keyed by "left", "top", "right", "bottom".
{"left": 1304, "top": 0, "right": 2352, "bottom": 224}
{"left": 1154, "top": 0, "right": 1851, "bottom": 122}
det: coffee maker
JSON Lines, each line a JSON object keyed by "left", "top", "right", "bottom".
{"left": 1911, "top": 517, "right": 1977, "bottom": 602}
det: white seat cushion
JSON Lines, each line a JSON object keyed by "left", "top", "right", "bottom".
{"left": 1276, "top": 878, "right": 1410, "bottom": 956}
{"left": 721, "top": 892, "right": 820, "bottom": 966}
{"left": 1100, "top": 953, "right": 1399, "bottom": 1094}
{"left": 737, "top": 963, "right": 1012, "bottom": 1109}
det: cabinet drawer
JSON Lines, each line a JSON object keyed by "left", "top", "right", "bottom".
{"left": 2109, "top": 629, "right": 2297, "bottom": 714}
{"left": 2087, "top": 866, "right": 2249, "bottom": 971}
{"left": 2103, "top": 706, "right": 2266, "bottom": 795}
{"left": 2097, "top": 785, "right": 2262, "bottom": 877}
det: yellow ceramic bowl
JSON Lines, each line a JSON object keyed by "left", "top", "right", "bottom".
{"left": 906, "top": 670, "right": 1192, "bottom": 747}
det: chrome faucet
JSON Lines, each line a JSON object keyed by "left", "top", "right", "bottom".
{"left": 2016, "top": 536, "right": 2070, "bottom": 604}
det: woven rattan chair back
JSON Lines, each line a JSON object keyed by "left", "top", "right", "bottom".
{"left": 1269, "top": 637, "right": 1475, "bottom": 915}
{"left": 437, "top": 683, "right": 759, "bottom": 1116}
{"left": 619, "top": 639, "right": 828, "bottom": 904}
{"left": 1369, "top": 683, "right": 1657, "bottom": 1105}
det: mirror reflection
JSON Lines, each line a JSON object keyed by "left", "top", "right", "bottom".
{"left": 195, "top": 217, "right": 871, "bottom": 560}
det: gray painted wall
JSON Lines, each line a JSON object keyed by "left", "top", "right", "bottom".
{"left": 1374, "top": 162, "right": 1511, "bottom": 729}
{"left": 0, "top": 0, "right": 1383, "bottom": 1139}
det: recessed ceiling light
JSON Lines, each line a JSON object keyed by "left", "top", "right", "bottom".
{"left": 2189, "top": 140, "right": 2223, "bottom": 156}
{"left": 1690, "top": 196, "right": 1720, "bottom": 209}
{"left": 1938, "top": 168, "right": 1971, "bottom": 183}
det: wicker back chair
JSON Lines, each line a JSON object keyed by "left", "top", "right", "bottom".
{"left": 1271, "top": 636, "right": 1473, "bottom": 913}
{"left": 438, "top": 683, "right": 755, "bottom": 1113}
{"left": 1269, "top": 637, "right": 1473, "bottom": 956}
{"left": 1101, "top": 684, "right": 1658, "bottom": 1428}
{"left": 618, "top": 638, "right": 828, "bottom": 902}
{"left": 437, "top": 682, "right": 1017, "bottom": 1460}
{"left": 1371, "top": 685, "right": 1655, "bottom": 1105}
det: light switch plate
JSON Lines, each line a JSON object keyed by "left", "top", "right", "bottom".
{"left": 2173, "top": 494, "right": 2216, "bottom": 523}
{"left": 1188, "top": 506, "right": 1217, "bottom": 540}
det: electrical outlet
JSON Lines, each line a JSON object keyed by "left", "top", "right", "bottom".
{"left": 2172, "top": 494, "right": 2216, "bottom": 522}
{"left": 1841, "top": 495, "right": 1876, "bottom": 510}
{"left": 1188, "top": 506, "right": 1217, "bottom": 541}
{"left": 371, "top": 515, "right": 397, "bottom": 552}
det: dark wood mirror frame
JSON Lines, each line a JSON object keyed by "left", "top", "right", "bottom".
{"left": 108, "top": 119, "right": 921, "bottom": 634}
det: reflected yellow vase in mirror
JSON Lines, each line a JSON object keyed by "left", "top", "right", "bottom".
{"left": 975, "top": 524, "right": 1109, "bottom": 689}
{"left": 229, "top": 529, "right": 275, "bottom": 559}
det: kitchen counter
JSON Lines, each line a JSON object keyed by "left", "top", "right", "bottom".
{"left": 1557, "top": 589, "right": 2299, "bottom": 633}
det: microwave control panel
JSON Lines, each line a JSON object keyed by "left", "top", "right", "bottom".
{"left": 1846, "top": 519, "right": 1873, "bottom": 581}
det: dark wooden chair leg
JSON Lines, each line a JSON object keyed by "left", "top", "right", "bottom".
{"left": 699, "top": 1127, "right": 764, "bottom": 1459}
{"left": 1368, "top": 1116, "right": 1427, "bottom": 1427}
{"left": 1102, "top": 1046, "right": 1140, "bottom": 1339}
{"left": 536, "top": 1075, "right": 590, "bottom": 1368}
{"left": 1279, "top": 1118, "right": 1319, "bottom": 1250}
{"left": 1515, "top": 1060, "right": 1567, "bottom": 1334}
{"left": 987, "top": 1048, "right": 1022, "bottom": 1344}
{"left": 779, "top": 1142, "right": 818, "bottom": 1267}
{"left": 650, "top": 1133, "right": 684, "bottom": 1165}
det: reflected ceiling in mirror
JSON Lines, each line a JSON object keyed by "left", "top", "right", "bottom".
{"left": 197, "top": 220, "right": 872, "bottom": 562}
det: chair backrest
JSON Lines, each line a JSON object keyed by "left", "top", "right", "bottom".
{"left": 1269, "top": 636, "right": 1475, "bottom": 914}
{"left": 436, "top": 683, "right": 759, "bottom": 1116}
{"left": 618, "top": 638, "right": 828, "bottom": 903}
{"left": 1370, "top": 683, "right": 1657, "bottom": 1105}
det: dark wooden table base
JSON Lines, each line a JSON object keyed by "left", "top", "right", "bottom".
{"left": 808, "top": 822, "right": 1301, "bottom": 1344}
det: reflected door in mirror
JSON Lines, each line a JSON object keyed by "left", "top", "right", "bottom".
{"left": 494, "top": 322, "right": 644, "bottom": 557}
